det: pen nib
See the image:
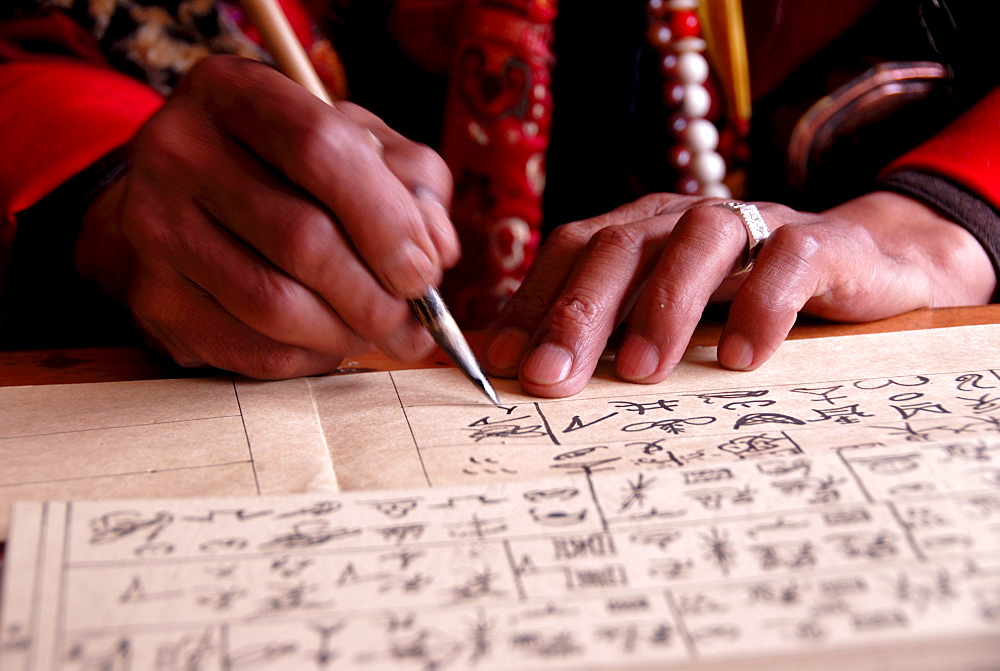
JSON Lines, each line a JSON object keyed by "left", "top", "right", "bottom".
{"left": 476, "top": 375, "right": 501, "bottom": 406}
{"left": 409, "top": 287, "right": 501, "bottom": 406}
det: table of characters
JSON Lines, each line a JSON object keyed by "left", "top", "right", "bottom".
{"left": 3, "top": 437, "right": 999, "bottom": 669}
{"left": 393, "top": 367, "right": 1000, "bottom": 487}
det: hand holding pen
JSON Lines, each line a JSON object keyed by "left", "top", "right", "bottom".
{"left": 74, "top": 43, "right": 462, "bottom": 379}
{"left": 238, "top": 0, "right": 499, "bottom": 403}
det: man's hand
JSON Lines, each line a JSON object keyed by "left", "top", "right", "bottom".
{"left": 74, "top": 55, "right": 460, "bottom": 378}
{"left": 484, "top": 190, "right": 995, "bottom": 397}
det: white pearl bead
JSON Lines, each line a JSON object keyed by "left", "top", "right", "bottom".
{"left": 676, "top": 51, "right": 709, "bottom": 84}
{"left": 666, "top": 0, "right": 699, "bottom": 9}
{"left": 682, "top": 118, "right": 719, "bottom": 152}
{"left": 673, "top": 36, "right": 707, "bottom": 52}
{"left": 699, "top": 182, "right": 732, "bottom": 198}
{"left": 691, "top": 150, "right": 727, "bottom": 183}
{"left": 681, "top": 84, "right": 711, "bottom": 118}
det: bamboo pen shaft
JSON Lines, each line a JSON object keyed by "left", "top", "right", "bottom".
{"left": 239, "top": 0, "right": 333, "bottom": 105}
{"left": 235, "top": 0, "right": 501, "bottom": 405}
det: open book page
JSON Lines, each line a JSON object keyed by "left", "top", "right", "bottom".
{"left": 3, "top": 322, "right": 998, "bottom": 539}
{"left": 0, "top": 377, "right": 338, "bottom": 539}
{"left": 1, "top": 453, "right": 998, "bottom": 670}
{"left": 318, "top": 323, "right": 1000, "bottom": 491}
{"left": 2, "top": 324, "right": 1000, "bottom": 669}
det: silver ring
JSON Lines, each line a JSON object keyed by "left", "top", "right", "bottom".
{"left": 719, "top": 201, "right": 771, "bottom": 275}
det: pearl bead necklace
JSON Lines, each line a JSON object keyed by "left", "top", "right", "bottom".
{"left": 647, "top": 0, "right": 732, "bottom": 198}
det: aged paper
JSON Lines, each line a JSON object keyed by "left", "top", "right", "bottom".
{"left": 3, "top": 323, "right": 1000, "bottom": 535}
{"left": 318, "top": 323, "right": 1000, "bottom": 491}
{"left": 0, "top": 377, "right": 338, "bottom": 539}
{"left": 1, "top": 448, "right": 998, "bottom": 670}
{"left": 2, "top": 324, "right": 1000, "bottom": 669}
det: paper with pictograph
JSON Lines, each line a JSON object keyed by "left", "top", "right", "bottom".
{"left": 2, "top": 324, "right": 1000, "bottom": 669}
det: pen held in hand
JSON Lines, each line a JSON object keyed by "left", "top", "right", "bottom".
{"left": 238, "top": 0, "right": 500, "bottom": 405}
{"left": 409, "top": 288, "right": 501, "bottom": 406}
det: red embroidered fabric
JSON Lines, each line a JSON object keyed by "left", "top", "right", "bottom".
{"left": 439, "top": 0, "right": 557, "bottom": 328}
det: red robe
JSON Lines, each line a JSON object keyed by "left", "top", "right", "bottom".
{"left": 1, "top": 2, "right": 998, "bottom": 303}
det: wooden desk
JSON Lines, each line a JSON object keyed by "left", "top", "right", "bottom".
{"left": 3, "top": 305, "right": 1000, "bottom": 387}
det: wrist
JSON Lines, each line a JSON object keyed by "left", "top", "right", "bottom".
{"left": 828, "top": 191, "right": 996, "bottom": 306}
{"left": 74, "top": 167, "right": 134, "bottom": 302}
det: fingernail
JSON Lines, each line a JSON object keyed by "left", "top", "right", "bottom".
{"left": 719, "top": 332, "right": 754, "bottom": 370}
{"left": 383, "top": 241, "right": 436, "bottom": 297}
{"left": 486, "top": 328, "right": 529, "bottom": 370}
{"left": 523, "top": 343, "right": 573, "bottom": 385}
{"left": 384, "top": 322, "right": 435, "bottom": 361}
{"left": 616, "top": 334, "right": 660, "bottom": 381}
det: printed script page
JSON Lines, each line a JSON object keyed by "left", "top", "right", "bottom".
{"left": 2, "top": 324, "right": 1000, "bottom": 669}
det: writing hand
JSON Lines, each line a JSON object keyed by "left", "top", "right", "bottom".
{"left": 74, "top": 55, "right": 459, "bottom": 378}
{"left": 484, "top": 191, "right": 995, "bottom": 398}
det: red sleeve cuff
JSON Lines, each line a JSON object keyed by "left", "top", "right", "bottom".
{"left": 0, "top": 60, "right": 163, "bottom": 220}
{"left": 882, "top": 87, "right": 1000, "bottom": 210}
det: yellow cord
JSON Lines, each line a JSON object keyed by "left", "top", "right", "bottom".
{"left": 698, "top": 0, "right": 752, "bottom": 123}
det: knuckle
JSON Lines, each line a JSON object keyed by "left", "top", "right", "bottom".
{"left": 765, "top": 226, "right": 824, "bottom": 275}
{"left": 290, "top": 116, "right": 347, "bottom": 168}
{"left": 184, "top": 55, "right": 258, "bottom": 96}
{"left": 547, "top": 289, "right": 608, "bottom": 334}
{"left": 396, "top": 142, "right": 453, "bottom": 199}
{"left": 185, "top": 54, "right": 229, "bottom": 84}
{"left": 177, "top": 56, "right": 220, "bottom": 95}
{"left": 406, "top": 142, "right": 448, "bottom": 174}
{"left": 271, "top": 205, "right": 331, "bottom": 279}
{"left": 515, "top": 289, "right": 558, "bottom": 318}
{"left": 499, "top": 280, "right": 560, "bottom": 325}
{"left": 241, "top": 277, "right": 300, "bottom": 332}
{"left": 546, "top": 221, "right": 603, "bottom": 251}
{"left": 637, "top": 192, "right": 681, "bottom": 215}
{"left": 121, "top": 206, "right": 174, "bottom": 253}
{"left": 588, "top": 225, "right": 645, "bottom": 256}
{"left": 349, "top": 296, "right": 397, "bottom": 339}
{"left": 645, "top": 274, "right": 699, "bottom": 316}
{"left": 134, "top": 120, "right": 188, "bottom": 170}
{"left": 246, "top": 347, "right": 311, "bottom": 380}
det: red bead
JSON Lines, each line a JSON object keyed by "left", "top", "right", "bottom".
{"left": 676, "top": 175, "right": 701, "bottom": 194}
{"left": 668, "top": 112, "right": 688, "bottom": 136}
{"left": 669, "top": 145, "right": 692, "bottom": 170}
{"left": 670, "top": 10, "right": 701, "bottom": 38}
{"left": 664, "top": 83, "right": 685, "bottom": 108}
{"left": 659, "top": 52, "right": 679, "bottom": 78}
{"left": 648, "top": 0, "right": 670, "bottom": 19}
{"left": 646, "top": 22, "right": 672, "bottom": 48}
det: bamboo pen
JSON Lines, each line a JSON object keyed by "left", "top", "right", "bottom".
{"left": 238, "top": 0, "right": 500, "bottom": 405}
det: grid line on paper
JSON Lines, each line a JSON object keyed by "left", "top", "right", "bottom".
{"left": 232, "top": 379, "right": 261, "bottom": 495}
{"left": 0, "top": 414, "right": 243, "bottom": 442}
{"left": 0, "top": 459, "right": 255, "bottom": 489}
{"left": 391, "top": 370, "right": 432, "bottom": 487}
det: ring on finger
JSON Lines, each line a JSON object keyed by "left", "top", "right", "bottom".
{"left": 719, "top": 201, "right": 771, "bottom": 275}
